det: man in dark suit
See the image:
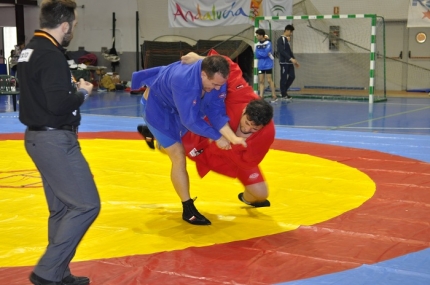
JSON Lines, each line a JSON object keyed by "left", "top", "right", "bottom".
{"left": 277, "top": 24, "right": 300, "bottom": 100}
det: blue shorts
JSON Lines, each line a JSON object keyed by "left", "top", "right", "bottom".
{"left": 141, "top": 96, "right": 177, "bottom": 149}
{"left": 145, "top": 121, "right": 177, "bottom": 149}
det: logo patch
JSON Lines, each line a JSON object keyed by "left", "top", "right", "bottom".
{"left": 189, "top": 148, "right": 204, "bottom": 157}
{"left": 18, "top": 49, "right": 33, "bottom": 62}
{"left": 218, "top": 92, "right": 227, "bottom": 99}
{"left": 236, "top": 84, "right": 244, "bottom": 89}
{"left": 249, "top": 173, "right": 259, "bottom": 179}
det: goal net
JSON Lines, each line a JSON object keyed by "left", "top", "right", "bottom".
{"left": 255, "top": 13, "right": 387, "bottom": 103}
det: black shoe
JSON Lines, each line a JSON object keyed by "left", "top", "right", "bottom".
{"left": 29, "top": 272, "right": 62, "bottom": 285}
{"left": 182, "top": 198, "right": 211, "bottom": 225}
{"left": 137, "top": 124, "right": 155, "bottom": 149}
{"left": 62, "top": 275, "right": 90, "bottom": 285}
{"left": 281, "top": 94, "right": 292, "bottom": 100}
{"left": 238, "top": 192, "right": 271, "bottom": 208}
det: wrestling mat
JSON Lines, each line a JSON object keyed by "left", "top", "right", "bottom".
{"left": 0, "top": 131, "right": 429, "bottom": 284}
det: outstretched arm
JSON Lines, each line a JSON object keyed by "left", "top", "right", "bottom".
{"left": 181, "top": 52, "right": 204, "bottom": 64}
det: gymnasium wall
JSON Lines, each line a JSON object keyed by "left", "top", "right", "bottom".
{"left": 0, "top": 0, "right": 428, "bottom": 90}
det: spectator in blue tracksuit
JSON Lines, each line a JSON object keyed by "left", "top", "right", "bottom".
{"left": 131, "top": 56, "right": 246, "bottom": 226}
{"left": 255, "top": 28, "right": 277, "bottom": 102}
{"left": 277, "top": 24, "right": 300, "bottom": 100}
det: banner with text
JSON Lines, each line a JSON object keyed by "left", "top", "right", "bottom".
{"left": 168, "top": 0, "right": 293, "bottom": 28}
{"left": 168, "top": 0, "right": 252, "bottom": 28}
{"left": 407, "top": 0, "right": 430, "bottom": 27}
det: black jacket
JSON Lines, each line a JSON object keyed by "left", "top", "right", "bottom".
{"left": 18, "top": 30, "right": 86, "bottom": 128}
{"left": 277, "top": 35, "right": 295, "bottom": 64}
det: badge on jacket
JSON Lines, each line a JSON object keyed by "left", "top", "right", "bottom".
{"left": 18, "top": 49, "right": 34, "bottom": 62}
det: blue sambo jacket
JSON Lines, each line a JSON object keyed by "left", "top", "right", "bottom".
{"left": 131, "top": 60, "right": 229, "bottom": 142}
{"left": 255, "top": 40, "right": 274, "bottom": 71}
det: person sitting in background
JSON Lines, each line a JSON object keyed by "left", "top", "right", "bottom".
{"left": 10, "top": 42, "right": 25, "bottom": 76}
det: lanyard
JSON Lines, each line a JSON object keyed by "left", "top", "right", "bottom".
{"left": 34, "top": 31, "right": 77, "bottom": 84}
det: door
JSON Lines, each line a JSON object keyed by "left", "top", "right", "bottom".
{"left": 406, "top": 26, "right": 430, "bottom": 91}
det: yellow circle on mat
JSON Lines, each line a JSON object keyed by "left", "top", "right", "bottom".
{"left": 0, "top": 139, "right": 375, "bottom": 267}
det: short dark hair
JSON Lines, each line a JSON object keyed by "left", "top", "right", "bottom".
{"left": 244, "top": 99, "right": 273, "bottom": 126}
{"left": 284, "top": 24, "right": 295, "bottom": 31}
{"left": 255, "top": 28, "right": 265, "bottom": 36}
{"left": 40, "top": 0, "right": 77, "bottom": 29}
{"left": 201, "top": 55, "right": 230, "bottom": 79}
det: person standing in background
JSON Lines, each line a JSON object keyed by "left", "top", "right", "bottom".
{"left": 277, "top": 24, "right": 300, "bottom": 100}
{"left": 255, "top": 28, "right": 277, "bottom": 103}
{"left": 18, "top": 1, "right": 100, "bottom": 284}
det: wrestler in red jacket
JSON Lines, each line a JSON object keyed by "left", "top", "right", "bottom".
{"left": 181, "top": 50, "right": 275, "bottom": 207}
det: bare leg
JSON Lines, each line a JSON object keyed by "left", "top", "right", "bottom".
{"left": 163, "top": 142, "right": 190, "bottom": 201}
{"left": 258, "top": 73, "right": 265, "bottom": 98}
{"left": 243, "top": 181, "right": 269, "bottom": 202}
{"left": 164, "top": 142, "right": 211, "bottom": 225}
{"left": 238, "top": 181, "right": 270, "bottom": 208}
{"left": 267, "top": 76, "right": 277, "bottom": 100}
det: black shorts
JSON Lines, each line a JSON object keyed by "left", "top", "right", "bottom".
{"left": 258, "top": 69, "right": 272, "bottom": 74}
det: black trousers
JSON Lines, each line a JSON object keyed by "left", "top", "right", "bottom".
{"left": 24, "top": 129, "right": 100, "bottom": 282}
{"left": 280, "top": 63, "right": 295, "bottom": 96}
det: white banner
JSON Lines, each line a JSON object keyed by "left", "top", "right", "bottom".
{"left": 168, "top": 0, "right": 293, "bottom": 28}
{"left": 168, "top": 0, "right": 252, "bottom": 28}
{"left": 407, "top": 0, "right": 430, "bottom": 27}
{"left": 256, "top": 0, "right": 293, "bottom": 30}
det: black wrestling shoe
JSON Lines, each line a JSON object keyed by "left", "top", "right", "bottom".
{"left": 182, "top": 198, "right": 211, "bottom": 225}
{"left": 62, "top": 275, "right": 90, "bottom": 285}
{"left": 29, "top": 272, "right": 62, "bottom": 285}
{"left": 238, "top": 192, "right": 271, "bottom": 208}
{"left": 137, "top": 124, "right": 155, "bottom": 149}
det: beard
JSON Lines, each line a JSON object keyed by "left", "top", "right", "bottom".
{"left": 61, "top": 24, "right": 74, "bottom": 47}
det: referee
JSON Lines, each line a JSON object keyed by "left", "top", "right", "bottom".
{"left": 18, "top": 1, "right": 100, "bottom": 285}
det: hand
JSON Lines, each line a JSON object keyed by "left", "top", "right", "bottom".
{"left": 181, "top": 52, "right": 204, "bottom": 64}
{"left": 217, "top": 123, "right": 247, "bottom": 148}
{"left": 215, "top": 136, "right": 231, "bottom": 150}
{"left": 231, "top": 136, "right": 247, "bottom": 148}
{"left": 291, "top": 59, "right": 300, "bottom": 68}
{"left": 78, "top": 78, "right": 93, "bottom": 95}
